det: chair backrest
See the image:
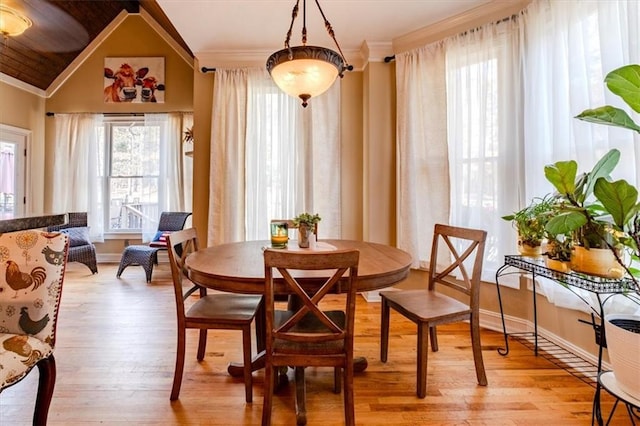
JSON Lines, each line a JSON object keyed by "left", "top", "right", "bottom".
{"left": 47, "top": 212, "right": 88, "bottom": 231}
{"left": 158, "top": 212, "right": 192, "bottom": 232}
{"left": 263, "top": 249, "right": 359, "bottom": 352}
{"left": 0, "top": 229, "right": 69, "bottom": 346}
{"left": 150, "top": 212, "right": 192, "bottom": 248}
{"left": 428, "top": 224, "right": 487, "bottom": 307}
{"left": 166, "top": 228, "right": 202, "bottom": 322}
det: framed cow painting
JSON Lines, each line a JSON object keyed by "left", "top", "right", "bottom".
{"left": 104, "top": 57, "right": 165, "bottom": 103}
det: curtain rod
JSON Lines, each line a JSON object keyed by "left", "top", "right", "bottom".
{"left": 46, "top": 112, "right": 192, "bottom": 117}
{"left": 384, "top": 55, "right": 395, "bottom": 63}
{"left": 201, "top": 67, "right": 216, "bottom": 73}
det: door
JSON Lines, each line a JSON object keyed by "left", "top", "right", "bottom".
{"left": 0, "top": 125, "right": 29, "bottom": 219}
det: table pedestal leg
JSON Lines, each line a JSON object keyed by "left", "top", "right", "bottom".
{"left": 227, "top": 350, "right": 266, "bottom": 377}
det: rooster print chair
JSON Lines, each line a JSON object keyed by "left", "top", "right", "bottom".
{"left": 0, "top": 229, "right": 69, "bottom": 425}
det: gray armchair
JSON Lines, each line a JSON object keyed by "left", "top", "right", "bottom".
{"left": 47, "top": 212, "right": 98, "bottom": 274}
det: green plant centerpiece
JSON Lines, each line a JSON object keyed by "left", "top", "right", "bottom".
{"left": 292, "top": 212, "right": 321, "bottom": 248}
{"left": 502, "top": 195, "right": 556, "bottom": 256}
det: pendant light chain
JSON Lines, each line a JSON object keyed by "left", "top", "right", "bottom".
{"left": 313, "top": 0, "right": 349, "bottom": 69}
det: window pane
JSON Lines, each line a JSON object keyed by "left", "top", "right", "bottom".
{"left": 111, "top": 124, "right": 160, "bottom": 177}
{"left": 109, "top": 177, "right": 159, "bottom": 230}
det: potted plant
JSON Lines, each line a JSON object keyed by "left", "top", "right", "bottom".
{"left": 543, "top": 234, "right": 573, "bottom": 273}
{"left": 543, "top": 148, "right": 626, "bottom": 278}
{"left": 292, "top": 212, "right": 321, "bottom": 248}
{"left": 502, "top": 195, "right": 555, "bottom": 256}
{"left": 575, "top": 64, "right": 640, "bottom": 400}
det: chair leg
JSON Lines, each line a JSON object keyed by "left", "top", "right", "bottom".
{"left": 116, "top": 261, "right": 127, "bottom": 278}
{"left": 429, "top": 325, "right": 439, "bottom": 352}
{"left": 294, "top": 366, "right": 307, "bottom": 425}
{"left": 196, "top": 329, "right": 207, "bottom": 361}
{"left": 343, "top": 360, "right": 355, "bottom": 426}
{"left": 380, "top": 296, "right": 390, "bottom": 362}
{"left": 34, "top": 355, "right": 56, "bottom": 426}
{"left": 261, "top": 364, "right": 274, "bottom": 426}
{"left": 170, "top": 328, "right": 186, "bottom": 400}
{"left": 417, "top": 322, "right": 428, "bottom": 398}
{"left": 333, "top": 367, "right": 341, "bottom": 394}
{"left": 242, "top": 325, "right": 253, "bottom": 403}
{"left": 470, "top": 313, "right": 487, "bottom": 386}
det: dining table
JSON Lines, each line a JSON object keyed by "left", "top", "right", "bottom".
{"left": 185, "top": 238, "right": 412, "bottom": 422}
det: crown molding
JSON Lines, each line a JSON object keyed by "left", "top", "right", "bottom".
{"left": 393, "top": 0, "right": 532, "bottom": 54}
{"left": 361, "top": 41, "right": 393, "bottom": 64}
{"left": 0, "top": 72, "right": 46, "bottom": 97}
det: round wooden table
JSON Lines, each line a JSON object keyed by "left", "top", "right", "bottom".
{"left": 185, "top": 239, "right": 412, "bottom": 424}
{"left": 186, "top": 239, "right": 413, "bottom": 295}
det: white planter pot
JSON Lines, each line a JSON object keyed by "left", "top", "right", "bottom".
{"left": 604, "top": 314, "right": 640, "bottom": 401}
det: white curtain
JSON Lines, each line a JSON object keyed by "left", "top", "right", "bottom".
{"left": 445, "top": 17, "right": 524, "bottom": 284}
{"left": 52, "top": 113, "right": 104, "bottom": 241}
{"left": 395, "top": 43, "right": 450, "bottom": 270}
{"left": 521, "top": 0, "right": 640, "bottom": 312}
{"left": 209, "top": 68, "right": 341, "bottom": 246}
{"left": 209, "top": 69, "right": 249, "bottom": 245}
{"left": 142, "top": 113, "right": 190, "bottom": 242}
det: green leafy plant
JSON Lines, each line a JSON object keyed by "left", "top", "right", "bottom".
{"left": 293, "top": 212, "right": 321, "bottom": 228}
{"left": 570, "top": 64, "right": 640, "bottom": 284}
{"left": 502, "top": 195, "right": 556, "bottom": 248}
{"left": 544, "top": 235, "right": 573, "bottom": 262}
{"left": 575, "top": 64, "right": 640, "bottom": 134}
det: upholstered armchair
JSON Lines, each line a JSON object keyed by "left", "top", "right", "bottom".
{"left": 0, "top": 229, "right": 70, "bottom": 424}
{"left": 47, "top": 212, "right": 98, "bottom": 274}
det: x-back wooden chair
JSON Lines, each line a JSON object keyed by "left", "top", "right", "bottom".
{"left": 380, "top": 223, "right": 488, "bottom": 398}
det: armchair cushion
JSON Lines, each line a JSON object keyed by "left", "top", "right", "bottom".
{"left": 0, "top": 333, "right": 53, "bottom": 388}
{"left": 149, "top": 231, "right": 171, "bottom": 248}
{"left": 61, "top": 226, "right": 91, "bottom": 247}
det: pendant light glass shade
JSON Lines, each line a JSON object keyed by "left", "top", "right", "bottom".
{"left": 0, "top": 5, "right": 32, "bottom": 37}
{"left": 266, "top": 0, "right": 351, "bottom": 107}
{"left": 267, "top": 46, "right": 345, "bottom": 107}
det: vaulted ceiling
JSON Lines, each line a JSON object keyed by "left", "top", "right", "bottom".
{"left": 0, "top": 0, "right": 513, "bottom": 93}
{"left": 0, "top": 0, "right": 191, "bottom": 91}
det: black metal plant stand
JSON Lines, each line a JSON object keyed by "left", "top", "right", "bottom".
{"left": 494, "top": 255, "right": 639, "bottom": 425}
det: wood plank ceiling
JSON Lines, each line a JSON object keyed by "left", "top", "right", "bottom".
{"left": 0, "top": 0, "right": 192, "bottom": 91}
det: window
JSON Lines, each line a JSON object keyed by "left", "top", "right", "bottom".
{"left": 100, "top": 118, "right": 163, "bottom": 232}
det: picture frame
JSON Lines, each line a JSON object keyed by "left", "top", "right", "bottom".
{"left": 104, "top": 57, "right": 165, "bottom": 103}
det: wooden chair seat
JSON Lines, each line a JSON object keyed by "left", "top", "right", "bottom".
{"left": 381, "top": 289, "right": 471, "bottom": 323}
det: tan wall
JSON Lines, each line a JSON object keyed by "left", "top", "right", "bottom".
{"left": 43, "top": 14, "right": 193, "bottom": 255}
{"left": 0, "top": 82, "right": 46, "bottom": 214}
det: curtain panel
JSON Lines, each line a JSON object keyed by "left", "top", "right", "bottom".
{"left": 209, "top": 68, "right": 341, "bottom": 246}
{"left": 396, "top": 0, "right": 639, "bottom": 310}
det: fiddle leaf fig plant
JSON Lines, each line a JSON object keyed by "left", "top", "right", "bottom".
{"left": 573, "top": 64, "right": 640, "bottom": 285}
{"left": 575, "top": 64, "right": 640, "bottom": 133}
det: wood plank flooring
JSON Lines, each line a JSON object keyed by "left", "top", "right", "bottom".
{"left": 0, "top": 263, "right": 630, "bottom": 425}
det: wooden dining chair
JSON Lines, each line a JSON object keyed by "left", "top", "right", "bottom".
{"left": 262, "top": 248, "right": 360, "bottom": 426}
{"left": 380, "top": 224, "right": 488, "bottom": 398}
{"left": 166, "top": 228, "right": 263, "bottom": 403}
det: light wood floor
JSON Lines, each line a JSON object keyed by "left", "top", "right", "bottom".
{"left": 0, "top": 263, "right": 629, "bottom": 425}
